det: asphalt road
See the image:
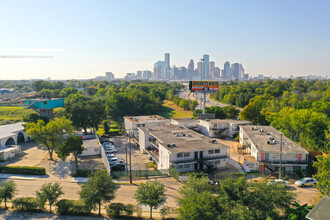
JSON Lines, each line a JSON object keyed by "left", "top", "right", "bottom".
{"left": 178, "top": 90, "right": 242, "bottom": 111}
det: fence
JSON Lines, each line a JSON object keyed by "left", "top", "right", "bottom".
{"left": 111, "top": 169, "right": 170, "bottom": 179}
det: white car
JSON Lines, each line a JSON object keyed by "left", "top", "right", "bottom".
{"left": 108, "top": 157, "right": 124, "bottom": 165}
{"left": 105, "top": 148, "right": 117, "bottom": 153}
{"left": 268, "top": 179, "right": 289, "bottom": 186}
{"left": 295, "top": 178, "right": 317, "bottom": 187}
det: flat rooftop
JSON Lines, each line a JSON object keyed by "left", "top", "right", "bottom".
{"left": 83, "top": 139, "right": 100, "bottom": 148}
{"left": 140, "top": 125, "right": 229, "bottom": 153}
{"left": 202, "top": 119, "right": 252, "bottom": 125}
{"left": 0, "top": 123, "right": 25, "bottom": 139}
{"left": 124, "top": 115, "right": 168, "bottom": 123}
{"left": 241, "top": 126, "right": 308, "bottom": 154}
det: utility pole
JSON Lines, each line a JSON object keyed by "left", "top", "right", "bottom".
{"left": 125, "top": 136, "right": 128, "bottom": 171}
{"left": 279, "top": 132, "right": 283, "bottom": 179}
{"left": 129, "top": 131, "right": 133, "bottom": 184}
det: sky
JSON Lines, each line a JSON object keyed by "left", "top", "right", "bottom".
{"left": 0, "top": 0, "right": 329, "bottom": 80}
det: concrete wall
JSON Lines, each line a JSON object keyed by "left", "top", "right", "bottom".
{"left": 159, "top": 145, "right": 171, "bottom": 170}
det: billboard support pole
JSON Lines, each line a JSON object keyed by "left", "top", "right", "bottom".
{"left": 203, "top": 92, "right": 206, "bottom": 114}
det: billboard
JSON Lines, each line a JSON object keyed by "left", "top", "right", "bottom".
{"left": 189, "top": 81, "right": 219, "bottom": 92}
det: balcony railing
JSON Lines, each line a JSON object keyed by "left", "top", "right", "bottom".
{"left": 145, "top": 149, "right": 159, "bottom": 163}
{"left": 264, "top": 160, "right": 307, "bottom": 165}
{"left": 149, "top": 139, "right": 159, "bottom": 149}
{"left": 171, "top": 155, "right": 228, "bottom": 164}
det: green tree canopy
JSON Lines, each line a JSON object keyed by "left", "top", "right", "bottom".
{"left": 134, "top": 180, "right": 167, "bottom": 219}
{"left": 36, "top": 182, "right": 63, "bottom": 212}
{"left": 25, "top": 118, "right": 74, "bottom": 160}
{"left": 79, "top": 170, "right": 119, "bottom": 215}
{"left": 0, "top": 181, "right": 17, "bottom": 209}
{"left": 57, "top": 135, "right": 84, "bottom": 170}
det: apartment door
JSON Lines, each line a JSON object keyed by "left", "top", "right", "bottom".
{"left": 260, "top": 165, "right": 265, "bottom": 173}
{"left": 261, "top": 152, "right": 265, "bottom": 161}
{"left": 194, "top": 163, "right": 198, "bottom": 170}
{"left": 265, "top": 153, "right": 269, "bottom": 162}
{"left": 194, "top": 152, "right": 198, "bottom": 160}
{"left": 298, "top": 154, "right": 302, "bottom": 162}
{"left": 199, "top": 151, "right": 203, "bottom": 159}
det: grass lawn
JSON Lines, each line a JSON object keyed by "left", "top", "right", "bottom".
{"left": 0, "top": 106, "right": 34, "bottom": 124}
{"left": 159, "top": 100, "right": 194, "bottom": 118}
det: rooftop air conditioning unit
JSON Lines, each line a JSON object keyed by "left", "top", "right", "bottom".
{"left": 172, "top": 144, "right": 176, "bottom": 147}
{"left": 183, "top": 134, "right": 185, "bottom": 136}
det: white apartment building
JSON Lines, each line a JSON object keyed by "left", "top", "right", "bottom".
{"left": 239, "top": 126, "right": 309, "bottom": 173}
{"left": 170, "top": 118, "right": 199, "bottom": 128}
{"left": 138, "top": 125, "right": 229, "bottom": 173}
{"left": 198, "top": 119, "right": 252, "bottom": 138}
{"left": 124, "top": 115, "right": 171, "bottom": 142}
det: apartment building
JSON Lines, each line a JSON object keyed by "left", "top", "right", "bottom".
{"left": 239, "top": 126, "right": 309, "bottom": 172}
{"left": 198, "top": 119, "right": 252, "bottom": 138}
{"left": 138, "top": 125, "right": 229, "bottom": 173}
{"left": 124, "top": 115, "right": 171, "bottom": 143}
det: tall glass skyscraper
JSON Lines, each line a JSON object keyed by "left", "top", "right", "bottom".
{"left": 203, "top": 54, "right": 209, "bottom": 80}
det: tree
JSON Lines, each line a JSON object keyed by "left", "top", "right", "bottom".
{"left": 103, "top": 120, "right": 110, "bottom": 135}
{"left": 65, "top": 97, "right": 106, "bottom": 134}
{"left": 239, "top": 102, "right": 259, "bottom": 124}
{"left": 25, "top": 118, "right": 74, "bottom": 160}
{"left": 177, "top": 176, "right": 295, "bottom": 220}
{"left": 36, "top": 182, "right": 63, "bottom": 212}
{"left": 177, "top": 176, "right": 218, "bottom": 220}
{"left": 79, "top": 170, "right": 119, "bottom": 215}
{"left": 23, "top": 113, "right": 49, "bottom": 124}
{"left": 0, "top": 181, "right": 17, "bottom": 209}
{"left": 57, "top": 135, "right": 84, "bottom": 170}
{"left": 313, "top": 154, "right": 329, "bottom": 195}
{"left": 134, "top": 180, "right": 167, "bottom": 219}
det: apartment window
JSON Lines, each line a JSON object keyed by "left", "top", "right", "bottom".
{"left": 178, "top": 165, "right": 183, "bottom": 169}
{"left": 208, "top": 150, "right": 214, "bottom": 154}
{"left": 184, "top": 152, "right": 190, "bottom": 157}
{"left": 137, "top": 124, "right": 141, "bottom": 127}
{"left": 177, "top": 153, "right": 183, "bottom": 158}
{"left": 184, "top": 164, "right": 190, "bottom": 168}
{"left": 215, "top": 149, "right": 220, "bottom": 154}
{"left": 215, "top": 160, "right": 220, "bottom": 165}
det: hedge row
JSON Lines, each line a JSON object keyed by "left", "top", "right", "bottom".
{"left": 56, "top": 199, "right": 92, "bottom": 215}
{"left": 71, "top": 169, "right": 103, "bottom": 177}
{"left": 106, "top": 203, "right": 135, "bottom": 218}
{"left": 12, "top": 197, "right": 44, "bottom": 212}
{"left": 0, "top": 166, "right": 46, "bottom": 175}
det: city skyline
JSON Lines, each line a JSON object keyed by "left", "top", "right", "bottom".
{"left": 0, "top": 0, "right": 330, "bottom": 80}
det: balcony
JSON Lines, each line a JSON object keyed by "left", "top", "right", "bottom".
{"left": 145, "top": 149, "right": 159, "bottom": 163}
{"left": 149, "top": 139, "right": 159, "bottom": 149}
{"left": 171, "top": 155, "right": 228, "bottom": 164}
{"left": 264, "top": 160, "right": 307, "bottom": 165}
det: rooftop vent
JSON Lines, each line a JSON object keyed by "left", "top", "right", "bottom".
{"left": 211, "top": 139, "right": 217, "bottom": 143}
{"left": 269, "top": 137, "right": 274, "bottom": 141}
{"left": 182, "top": 133, "right": 185, "bottom": 137}
{"left": 252, "top": 126, "right": 259, "bottom": 130}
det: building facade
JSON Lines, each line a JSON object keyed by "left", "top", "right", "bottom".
{"left": 239, "top": 126, "right": 309, "bottom": 172}
{"left": 138, "top": 125, "right": 229, "bottom": 173}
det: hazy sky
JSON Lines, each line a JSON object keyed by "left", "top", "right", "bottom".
{"left": 0, "top": 0, "right": 329, "bottom": 80}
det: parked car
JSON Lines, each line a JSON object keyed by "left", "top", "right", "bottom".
{"left": 108, "top": 157, "right": 124, "bottom": 165}
{"left": 268, "top": 179, "right": 289, "bottom": 187}
{"left": 106, "top": 153, "right": 116, "bottom": 158}
{"left": 105, "top": 148, "right": 117, "bottom": 153}
{"left": 295, "top": 178, "right": 317, "bottom": 187}
{"left": 110, "top": 163, "right": 125, "bottom": 171}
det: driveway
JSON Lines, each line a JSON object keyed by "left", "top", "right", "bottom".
{"left": 0, "top": 142, "right": 47, "bottom": 167}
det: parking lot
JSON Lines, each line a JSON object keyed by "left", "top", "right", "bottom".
{"left": 106, "top": 136, "right": 153, "bottom": 170}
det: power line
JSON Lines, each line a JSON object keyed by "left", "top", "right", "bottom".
{"left": 0, "top": 55, "right": 54, "bottom": 58}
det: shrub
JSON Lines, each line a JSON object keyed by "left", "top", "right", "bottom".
{"left": 56, "top": 199, "right": 92, "bottom": 215}
{"left": 106, "top": 203, "right": 125, "bottom": 218}
{"left": 72, "top": 169, "right": 102, "bottom": 177}
{"left": 12, "top": 197, "right": 43, "bottom": 211}
{"left": 124, "top": 204, "right": 135, "bottom": 216}
{"left": 135, "top": 205, "right": 142, "bottom": 218}
{"left": 169, "top": 167, "right": 179, "bottom": 181}
{"left": 0, "top": 166, "right": 45, "bottom": 175}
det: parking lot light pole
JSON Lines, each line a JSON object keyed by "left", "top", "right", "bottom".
{"left": 125, "top": 136, "right": 128, "bottom": 171}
